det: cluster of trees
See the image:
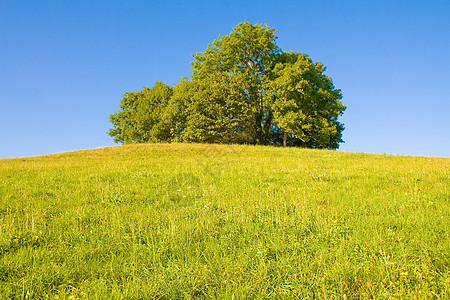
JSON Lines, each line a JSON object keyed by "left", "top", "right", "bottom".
{"left": 109, "top": 22, "right": 346, "bottom": 149}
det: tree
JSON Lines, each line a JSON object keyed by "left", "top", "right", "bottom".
{"left": 191, "top": 22, "right": 280, "bottom": 144}
{"left": 160, "top": 78, "right": 192, "bottom": 142}
{"left": 108, "top": 82, "right": 172, "bottom": 143}
{"left": 269, "top": 52, "right": 345, "bottom": 148}
{"left": 109, "top": 22, "right": 346, "bottom": 149}
{"left": 183, "top": 72, "right": 252, "bottom": 144}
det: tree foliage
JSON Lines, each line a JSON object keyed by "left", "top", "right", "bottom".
{"left": 108, "top": 82, "right": 173, "bottom": 143}
{"left": 109, "top": 22, "right": 346, "bottom": 149}
{"left": 269, "top": 52, "right": 345, "bottom": 148}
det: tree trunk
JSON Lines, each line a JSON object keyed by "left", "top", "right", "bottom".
{"left": 283, "top": 130, "right": 287, "bottom": 147}
{"left": 262, "top": 109, "right": 272, "bottom": 144}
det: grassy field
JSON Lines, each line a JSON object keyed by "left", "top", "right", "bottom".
{"left": 0, "top": 143, "right": 449, "bottom": 299}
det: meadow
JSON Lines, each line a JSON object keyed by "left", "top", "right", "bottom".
{"left": 0, "top": 143, "right": 448, "bottom": 299}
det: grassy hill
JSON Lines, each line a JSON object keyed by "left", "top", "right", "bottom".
{"left": 0, "top": 143, "right": 448, "bottom": 299}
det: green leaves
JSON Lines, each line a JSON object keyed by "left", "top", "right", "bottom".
{"left": 184, "top": 72, "right": 253, "bottom": 144}
{"left": 108, "top": 82, "right": 173, "bottom": 144}
{"left": 192, "top": 22, "right": 279, "bottom": 80}
{"left": 269, "top": 52, "right": 346, "bottom": 148}
{"left": 109, "top": 22, "right": 346, "bottom": 149}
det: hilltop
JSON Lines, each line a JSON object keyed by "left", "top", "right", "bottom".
{"left": 0, "top": 143, "right": 448, "bottom": 298}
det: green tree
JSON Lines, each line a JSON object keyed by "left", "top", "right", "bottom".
{"left": 183, "top": 72, "right": 252, "bottom": 144}
{"left": 269, "top": 52, "right": 346, "bottom": 148}
{"left": 109, "top": 22, "right": 346, "bottom": 149}
{"left": 158, "top": 78, "right": 193, "bottom": 142}
{"left": 108, "top": 82, "right": 172, "bottom": 143}
{"left": 191, "top": 22, "right": 280, "bottom": 144}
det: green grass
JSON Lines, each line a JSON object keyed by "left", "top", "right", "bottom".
{"left": 0, "top": 143, "right": 449, "bottom": 299}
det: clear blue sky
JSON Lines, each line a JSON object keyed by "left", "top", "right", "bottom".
{"left": 1, "top": 0, "right": 449, "bottom": 158}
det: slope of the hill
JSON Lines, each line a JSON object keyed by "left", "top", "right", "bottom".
{"left": 0, "top": 143, "right": 449, "bottom": 298}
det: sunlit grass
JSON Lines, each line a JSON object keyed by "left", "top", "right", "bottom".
{"left": 0, "top": 143, "right": 449, "bottom": 299}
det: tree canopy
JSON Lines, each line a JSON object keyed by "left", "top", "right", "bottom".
{"left": 109, "top": 22, "right": 346, "bottom": 149}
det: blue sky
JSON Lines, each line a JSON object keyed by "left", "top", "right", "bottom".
{"left": 1, "top": 0, "right": 449, "bottom": 158}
